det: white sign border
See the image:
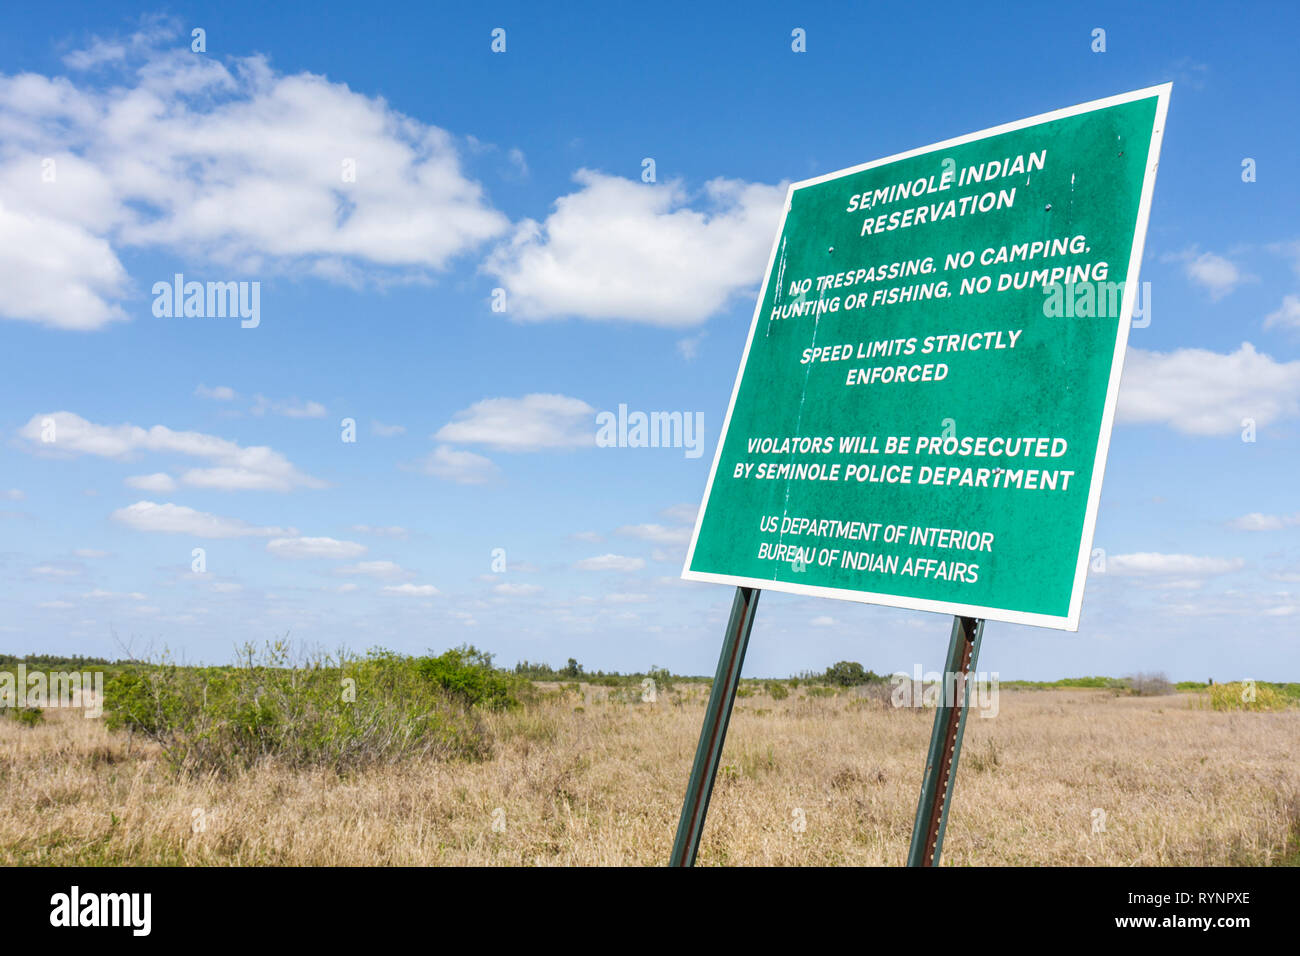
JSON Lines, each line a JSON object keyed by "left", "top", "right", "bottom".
{"left": 681, "top": 83, "right": 1172, "bottom": 632}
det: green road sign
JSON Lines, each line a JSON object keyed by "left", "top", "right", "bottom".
{"left": 683, "top": 86, "right": 1170, "bottom": 630}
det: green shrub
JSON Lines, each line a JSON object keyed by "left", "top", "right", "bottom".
{"left": 1203, "top": 682, "right": 1291, "bottom": 712}
{"left": 765, "top": 681, "right": 789, "bottom": 700}
{"left": 646, "top": 666, "right": 674, "bottom": 693}
{"left": 105, "top": 642, "right": 491, "bottom": 776}
{"left": 823, "top": 661, "right": 884, "bottom": 686}
{"left": 6, "top": 707, "right": 44, "bottom": 727}
{"left": 415, "top": 645, "right": 521, "bottom": 710}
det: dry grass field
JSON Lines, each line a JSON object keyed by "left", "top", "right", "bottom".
{"left": 3, "top": 684, "right": 1297, "bottom": 866}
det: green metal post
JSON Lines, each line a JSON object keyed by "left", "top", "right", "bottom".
{"left": 906, "top": 615, "right": 984, "bottom": 867}
{"left": 669, "top": 586, "right": 761, "bottom": 867}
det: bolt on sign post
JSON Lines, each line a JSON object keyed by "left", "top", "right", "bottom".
{"left": 671, "top": 85, "right": 1171, "bottom": 867}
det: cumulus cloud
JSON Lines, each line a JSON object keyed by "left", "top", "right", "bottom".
{"left": 1228, "top": 512, "right": 1300, "bottom": 531}
{"left": 382, "top": 583, "right": 439, "bottom": 596}
{"left": 661, "top": 503, "right": 698, "bottom": 525}
{"left": 493, "top": 582, "right": 543, "bottom": 596}
{"left": 371, "top": 420, "right": 406, "bottom": 438}
{"left": 434, "top": 393, "right": 595, "bottom": 451}
{"left": 604, "top": 592, "right": 649, "bottom": 604}
{"left": 1117, "top": 343, "right": 1300, "bottom": 435}
{"left": 421, "top": 445, "right": 500, "bottom": 484}
{"left": 335, "top": 560, "right": 411, "bottom": 578}
{"left": 617, "top": 523, "right": 692, "bottom": 545}
{"left": 111, "top": 500, "right": 294, "bottom": 537}
{"left": 82, "top": 588, "right": 146, "bottom": 600}
{"left": 125, "top": 472, "right": 176, "bottom": 492}
{"left": 0, "top": 23, "right": 508, "bottom": 330}
{"left": 484, "top": 170, "right": 786, "bottom": 326}
{"left": 266, "top": 536, "right": 366, "bottom": 559}
{"left": 1163, "top": 248, "right": 1251, "bottom": 300}
{"left": 1106, "top": 553, "right": 1244, "bottom": 576}
{"left": 1264, "top": 294, "right": 1300, "bottom": 332}
{"left": 575, "top": 554, "right": 646, "bottom": 572}
{"left": 350, "top": 524, "right": 408, "bottom": 539}
{"left": 18, "top": 411, "right": 323, "bottom": 491}
{"left": 195, "top": 384, "right": 237, "bottom": 400}
{"left": 251, "top": 395, "right": 327, "bottom": 419}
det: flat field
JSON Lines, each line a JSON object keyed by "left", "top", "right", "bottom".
{"left": 3, "top": 685, "right": 1297, "bottom": 866}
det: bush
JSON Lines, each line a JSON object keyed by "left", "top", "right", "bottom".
{"left": 646, "top": 666, "right": 674, "bottom": 694}
{"left": 765, "top": 681, "right": 789, "bottom": 700}
{"left": 1128, "top": 672, "right": 1174, "bottom": 696}
{"left": 105, "top": 642, "right": 492, "bottom": 776}
{"left": 415, "top": 645, "right": 521, "bottom": 710}
{"left": 823, "top": 661, "right": 884, "bottom": 687}
{"left": 6, "top": 707, "right": 44, "bottom": 727}
{"left": 1206, "top": 682, "right": 1291, "bottom": 712}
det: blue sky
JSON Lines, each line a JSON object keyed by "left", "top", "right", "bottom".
{"left": 2, "top": 1, "right": 1298, "bottom": 680}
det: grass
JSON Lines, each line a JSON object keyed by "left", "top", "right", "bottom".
{"left": 1, "top": 681, "right": 1297, "bottom": 865}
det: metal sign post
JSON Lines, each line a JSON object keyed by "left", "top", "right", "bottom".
{"left": 669, "top": 586, "right": 761, "bottom": 867}
{"left": 907, "top": 615, "right": 984, "bottom": 866}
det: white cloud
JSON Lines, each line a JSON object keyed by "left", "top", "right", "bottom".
{"left": 335, "top": 560, "right": 410, "bottom": 579}
{"left": 371, "top": 420, "right": 406, "bottom": 438}
{"left": 1264, "top": 294, "right": 1300, "bottom": 332}
{"left": 38, "top": 600, "right": 75, "bottom": 609}
{"left": 382, "top": 583, "right": 439, "bottom": 596}
{"left": 267, "top": 536, "right": 366, "bottom": 559}
{"left": 33, "top": 564, "right": 81, "bottom": 577}
{"left": 604, "top": 592, "right": 649, "bottom": 604}
{"left": 421, "top": 445, "right": 500, "bottom": 484}
{"left": 18, "top": 411, "right": 324, "bottom": 491}
{"left": 570, "top": 530, "right": 604, "bottom": 544}
{"left": 677, "top": 332, "right": 705, "bottom": 360}
{"left": 617, "top": 523, "right": 692, "bottom": 546}
{"left": 493, "top": 582, "right": 543, "bottom": 596}
{"left": 1, "top": 489, "right": 22, "bottom": 500}
{"left": 1164, "top": 248, "right": 1249, "bottom": 300}
{"left": 112, "top": 500, "right": 294, "bottom": 538}
{"left": 73, "top": 548, "right": 109, "bottom": 558}
{"left": 1228, "top": 512, "right": 1300, "bottom": 531}
{"left": 125, "top": 472, "right": 177, "bottom": 492}
{"left": 251, "top": 395, "right": 327, "bottom": 419}
{"left": 435, "top": 393, "right": 595, "bottom": 451}
{"left": 350, "top": 524, "right": 408, "bottom": 538}
{"left": 195, "top": 384, "right": 237, "bottom": 401}
{"left": 1186, "top": 253, "right": 1245, "bottom": 299}
{"left": 1107, "top": 553, "right": 1244, "bottom": 576}
{"left": 0, "top": 26, "right": 508, "bottom": 330}
{"left": 1117, "top": 343, "right": 1300, "bottom": 435}
{"left": 575, "top": 554, "right": 646, "bottom": 572}
{"left": 661, "top": 503, "right": 699, "bottom": 525}
{"left": 484, "top": 170, "right": 786, "bottom": 326}
{"left": 0, "top": 203, "right": 129, "bottom": 330}
{"left": 83, "top": 588, "right": 146, "bottom": 600}
{"left": 810, "top": 615, "right": 838, "bottom": 627}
